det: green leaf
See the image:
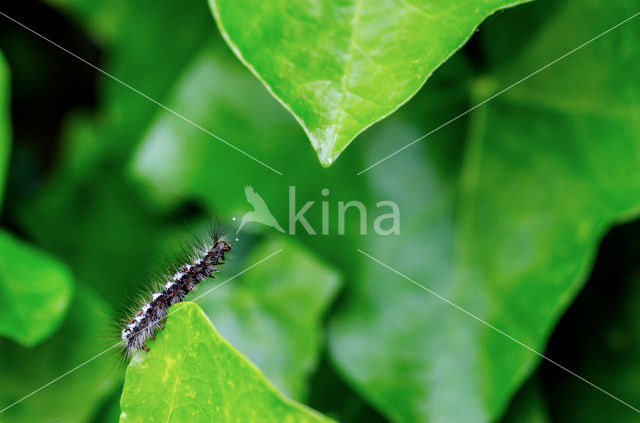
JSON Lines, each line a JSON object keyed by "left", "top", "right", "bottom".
{"left": 0, "top": 230, "right": 73, "bottom": 346}
{"left": 0, "top": 51, "right": 11, "bottom": 212}
{"left": 0, "top": 286, "right": 120, "bottom": 422}
{"left": 198, "top": 236, "right": 342, "bottom": 400}
{"left": 119, "top": 302, "right": 333, "bottom": 423}
{"left": 209, "top": 0, "right": 530, "bottom": 166}
{"left": 330, "top": 0, "right": 640, "bottom": 421}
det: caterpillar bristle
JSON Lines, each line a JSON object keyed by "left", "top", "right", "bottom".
{"left": 117, "top": 230, "right": 231, "bottom": 358}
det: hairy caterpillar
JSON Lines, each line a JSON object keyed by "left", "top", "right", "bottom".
{"left": 118, "top": 230, "right": 231, "bottom": 357}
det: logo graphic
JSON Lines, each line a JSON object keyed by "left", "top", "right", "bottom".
{"left": 236, "top": 185, "right": 400, "bottom": 236}
{"left": 236, "top": 186, "right": 285, "bottom": 234}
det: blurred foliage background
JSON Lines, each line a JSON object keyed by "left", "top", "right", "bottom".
{"left": 0, "top": 0, "right": 639, "bottom": 422}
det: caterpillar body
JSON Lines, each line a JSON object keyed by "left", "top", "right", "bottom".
{"left": 119, "top": 233, "right": 231, "bottom": 357}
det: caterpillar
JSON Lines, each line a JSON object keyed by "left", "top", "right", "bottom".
{"left": 118, "top": 230, "right": 231, "bottom": 357}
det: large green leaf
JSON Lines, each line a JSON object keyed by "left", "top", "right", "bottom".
{"left": 0, "top": 230, "right": 73, "bottom": 346}
{"left": 0, "top": 51, "right": 10, "bottom": 212}
{"left": 209, "top": 0, "right": 530, "bottom": 166}
{"left": 119, "top": 302, "right": 333, "bottom": 423}
{"left": 0, "top": 286, "right": 120, "bottom": 422}
{"left": 330, "top": 0, "right": 640, "bottom": 421}
{"left": 197, "top": 236, "right": 342, "bottom": 400}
